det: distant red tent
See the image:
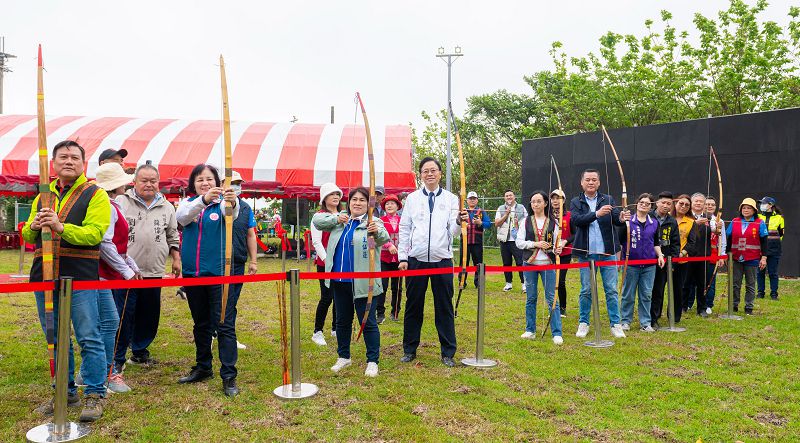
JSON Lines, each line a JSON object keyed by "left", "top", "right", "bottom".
{"left": 0, "top": 115, "right": 417, "bottom": 198}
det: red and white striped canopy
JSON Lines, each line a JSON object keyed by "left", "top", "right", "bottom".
{"left": 0, "top": 115, "right": 417, "bottom": 197}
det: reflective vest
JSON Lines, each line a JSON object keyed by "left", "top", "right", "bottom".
{"left": 730, "top": 217, "right": 763, "bottom": 261}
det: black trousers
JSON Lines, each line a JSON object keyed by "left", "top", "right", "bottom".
{"left": 650, "top": 262, "right": 681, "bottom": 322}
{"left": 314, "top": 264, "right": 336, "bottom": 333}
{"left": 184, "top": 274, "right": 239, "bottom": 380}
{"left": 682, "top": 261, "right": 707, "bottom": 314}
{"left": 500, "top": 240, "right": 524, "bottom": 284}
{"left": 465, "top": 243, "right": 484, "bottom": 287}
{"left": 112, "top": 280, "right": 161, "bottom": 369}
{"left": 380, "top": 261, "right": 401, "bottom": 317}
{"left": 557, "top": 254, "right": 572, "bottom": 313}
{"left": 670, "top": 264, "right": 689, "bottom": 323}
{"left": 402, "top": 257, "right": 457, "bottom": 358}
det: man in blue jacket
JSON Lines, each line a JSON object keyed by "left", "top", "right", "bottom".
{"left": 569, "top": 169, "right": 630, "bottom": 339}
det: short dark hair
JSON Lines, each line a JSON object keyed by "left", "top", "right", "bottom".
{"left": 346, "top": 187, "right": 371, "bottom": 214}
{"left": 581, "top": 168, "right": 600, "bottom": 179}
{"left": 135, "top": 163, "right": 160, "bottom": 178}
{"left": 657, "top": 191, "right": 673, "bottom": 201}
{"left": 52, "top": 140, "right": 85, "bottom": 161}
{"left": 636, "top": 193, "right": 654, "bottom": 203}
{"left": 187, "top": 164, "right": 221, "bottom": 196}
{"left": 418, "top": 157, "right": 442, "bottom": 174}
{"left": 504, "top": 190, "right": 515, "bottom": 196}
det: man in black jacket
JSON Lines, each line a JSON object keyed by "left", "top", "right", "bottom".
{"left": 650, "top": 191, "right": 681, "bottom": 329}
{"left": 569, "top": 169, "right": 630, "bottom": 339}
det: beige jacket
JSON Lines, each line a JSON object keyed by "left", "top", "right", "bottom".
{"left": 115, "top": 189, "right": 180, "bottom": 277}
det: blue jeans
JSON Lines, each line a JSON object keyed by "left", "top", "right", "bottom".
{"left": 577, "top": 254, "right": 621, "bottom": 326}
{"left": 35, "top": 290, "right": 106, "bottom": 397}
{"left": 757, "top": 255, "right": 780, "bottom": 296}
{"left": 82, "top": 289, "right": 119, "bottom": 377}
{"left": 620, "top": 265, "right": 655, "bottom": 328}
{"left": 705, "top": 263, "right": 717, "bottom": 308}
{"left": 522, "top": 264, "right": 561, "bottom": 336}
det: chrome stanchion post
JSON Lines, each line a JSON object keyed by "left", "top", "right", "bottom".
{"left": 27, "top": 277, "right": 90, "bottom": 442}
{"left": 720, "top": 252, "right": 742, "bottom": 320}
{"left": 661, "top": 256, "right": 685, "bottom": 332}
{"left": 274, "top": 269, "right": 318, "bottom": 399}
{"left": 584, "top": 259, "right": 613, "bottom": 348}
{"left": 462, "top": 263, "right": 497, "bottom": 368}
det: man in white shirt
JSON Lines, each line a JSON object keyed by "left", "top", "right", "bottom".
{"left": 398, "top": 157, "right": 467, "bottom": 367}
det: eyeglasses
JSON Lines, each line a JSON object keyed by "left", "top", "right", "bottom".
{"left": 638, "top": 201, "right": 653, "bottom": 206}
{"left": 420, "top": 169, "right": 440, "bottom": 176}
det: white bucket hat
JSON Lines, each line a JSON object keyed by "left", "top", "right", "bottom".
{"left": 319, "top": 182, "right": 343, "bottom": 204}
{"left": 95, "top": 162, "right": 134, "bottom": 192}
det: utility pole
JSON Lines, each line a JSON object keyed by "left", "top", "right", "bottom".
{"left": 330, "top": 106, "right": 334, "bottom": 124}
{"left": 0, "top": 37, "right": 17, "bottom": 114}
{"left": 436, "top": 45, "right": 463, "bottom": 192}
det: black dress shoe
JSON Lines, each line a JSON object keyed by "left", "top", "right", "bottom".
{"left": 757, "top": 292, "right": 765, "bottom": 299}
{"left": 441, "top": 356, "right": 456, "bottom": 367}
{"left": 223, "top": 378, "right": 239, "bottom": 397}
{"left": 733, "top": 306, "right": 738, "bottom": 312}
{"left": 178, "top": 367, "right": 213, "bottom": 384}
{"left": 400, "top": 353, "right": 416, "bottom": 363}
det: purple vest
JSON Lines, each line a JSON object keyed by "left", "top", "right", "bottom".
{"left": 625, "top": 215, "right": 659, "bottom": 264}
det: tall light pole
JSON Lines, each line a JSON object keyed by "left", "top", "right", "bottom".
{"left": 0, "top": 37, "right": 17, "bottom": 114}
{"left": 436, "top": 45, "right": 462, "bottom": 192}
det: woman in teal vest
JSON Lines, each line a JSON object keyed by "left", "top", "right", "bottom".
{"left": 313, "top": 187, "right": 389, "bottom": 377}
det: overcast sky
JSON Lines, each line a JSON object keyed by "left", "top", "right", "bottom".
{"left": 1, "top": 1, "right": 794, "bottom": 130}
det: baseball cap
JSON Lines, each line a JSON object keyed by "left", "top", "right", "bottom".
{"left": 467, "top": 191, "right": 478, "bottom": 199}
{"left": 759, "top": 196, "right": 776, "bottom": 205}
{"left": 98, "top": 148, "right": 128, "bottom": 162}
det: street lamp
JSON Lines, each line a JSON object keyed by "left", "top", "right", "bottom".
{"left": 436, "top": 45, "right": 463, "bottom": 192}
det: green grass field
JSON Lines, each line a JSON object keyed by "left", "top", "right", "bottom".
{"left": 1, "top": 249, "right": 798, "bottom": 442}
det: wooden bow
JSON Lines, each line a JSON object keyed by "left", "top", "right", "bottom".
{"left": 541, "top": 155, "right": 563, "bottom": 338}
{"left": 601, "top": 125, "right": 629, "bottom": 293}
{"left": 37, "top": 44, "right": 56, "bottom": 380}
{"left": 219, "top": 55, "right": 234, "bottom": 324}
{"left": 354, "top": 92, "right": 376, "bottom": 342}
{"left": 449, "top": 104, "right": 468, "bottom": 318}
{"left": 702, "top": 146, "right": 724, "bottom": 299}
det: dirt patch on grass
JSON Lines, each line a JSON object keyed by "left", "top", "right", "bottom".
{"left": 752, "top": 411, "right": 788, "bottom": 427}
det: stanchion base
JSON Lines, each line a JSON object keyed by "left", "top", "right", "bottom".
{"left": 661, "top": 326, "right": 686, "bottom": 332}
{"left": 26, "top": 422, "right": 91, "bottom": 442}
{"left": 584, "top": 339, "right": 614, "bottom": 348}
{"left": 273, "top": 383, "right": 318, "bottom": 400}
{"left": 719, "top": 314, "right": 743, "bottom": 320}
{"left": 11, "top": 274, "right": 29, "bottom": 279}
{"left": 461, "top": 357, "right": 497, "bottom": 368}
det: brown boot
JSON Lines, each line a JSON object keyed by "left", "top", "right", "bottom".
{"left": 79, "top": 394, "right": 104, "bottom": 422}
{"left": 34, "top": 392, "right": 81, "bottom": 416}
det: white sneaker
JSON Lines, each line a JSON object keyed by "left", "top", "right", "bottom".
{"left": 552, "top": 336, "right": 564, "bottom": 345}
{"left": 705, "top": 307, "right": 712, "bottom": 315}
{"left": 364, "top": 362, "right": 378, "bottom": 377}
{"left": 236, "top": 340, "right": 247, "bottom": 350}
{"left": 330, "top": 358, "right": 352, "bottom": 373}
{"left": 311, "top": 331, "right": 327, "bottom": 346}
{"left": 576, "top": 322, "right": 589, "bottom": 338}
{"left": 331, "top": 330, "right": 337, "bottom": 337}
{"left": 503, "top": 283, "right": 513, "bottom": 292}
{"left": 611, "top": 324, "right": 627, "bottom": 338}
{"left": 521, "top": 286, "right": 526, "bottom": 293}
{"left": 620, "top": 323, "right": 630, "bottom": 331}
{"left": 641, "top": 325, "right": 656, "bottom": 333}
{"left": 520, "top": 331, "right": 535, "bottom": 339}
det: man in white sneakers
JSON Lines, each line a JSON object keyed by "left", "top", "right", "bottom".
{"left": 568, "top": 169, "right": 630, "bottom": 339}
{"left": 495, "top": 190, "right": 527, "bottom": 292}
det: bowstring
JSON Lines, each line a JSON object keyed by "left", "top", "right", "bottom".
{"left": 601, "top": 130, "right": 617, "bottom": 258}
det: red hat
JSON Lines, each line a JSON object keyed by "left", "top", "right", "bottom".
{"left": 381, "top": 193, "right": 402, "bottom": 211}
